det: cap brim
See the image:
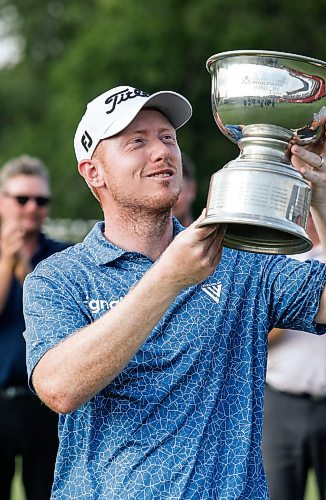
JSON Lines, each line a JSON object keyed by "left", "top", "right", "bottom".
{"left": 100, "top": 90, "right": 192, "bottom": 141}
{"left": 143, "top": 91, "right": 192, "bottom": 129}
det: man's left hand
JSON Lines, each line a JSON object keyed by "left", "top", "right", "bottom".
{"left": 291, "top": 117, "right": 326, "bottom": 207}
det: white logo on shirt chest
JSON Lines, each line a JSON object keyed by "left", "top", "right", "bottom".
{"left": 84, "top": 296, "right": 124, "bottom": 314}
{"left": 201, "top": 283, "right": 222, "bottom": 304}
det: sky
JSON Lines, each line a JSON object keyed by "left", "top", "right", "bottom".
{"left": 0, "top": 10, "right": 21, "bottom": 68}
{"left": 0, "top": 35, "right": 20, "bottom": 67}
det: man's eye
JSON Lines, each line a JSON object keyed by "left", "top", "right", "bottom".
{"left": 162, "top": 135, "right": 175, "bottom": 142}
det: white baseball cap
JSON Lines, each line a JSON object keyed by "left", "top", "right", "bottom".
{"left": 74, "top": 85, "right": 193, "bottom": 162}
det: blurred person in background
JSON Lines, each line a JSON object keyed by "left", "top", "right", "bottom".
{"left": 0, "top": 155, "right": 70, "bottom": 500}
{"left": 172, "top": 151, "right": 197, "bottom": 227}
{"left": 263, "top": 214, "right": 326, "bottom": 500}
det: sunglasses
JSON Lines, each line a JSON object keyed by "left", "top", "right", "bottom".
{"left": 4, "top": 194, "right": 51, "bottom": 207}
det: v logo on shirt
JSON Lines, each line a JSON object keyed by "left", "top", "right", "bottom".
{"left": 201, "top": 283, "right": 222, "bottom": 304}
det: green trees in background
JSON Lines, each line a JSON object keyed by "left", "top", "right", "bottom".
{"left": 0, "top": 0, "right": 325, "bottom": 219}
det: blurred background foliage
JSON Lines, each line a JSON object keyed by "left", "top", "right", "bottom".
{"left": 0, "top": 0, "right": 325, "bottom": 221}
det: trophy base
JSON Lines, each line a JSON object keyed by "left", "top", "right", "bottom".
{"left": 197, "top": 213, "right": 312, "bottom": 254}
{"left": 198, "top": 159, "right": 312, "bottom": 255}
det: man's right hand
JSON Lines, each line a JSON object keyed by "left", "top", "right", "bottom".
{"left": 0, "top": 218, "right": 25, "bottom": 268}
{"left": 157, "top": 211, "right": 226, "bottom": 289}
{"left": 0, "top": 218, "right": 27, "bottom": 312}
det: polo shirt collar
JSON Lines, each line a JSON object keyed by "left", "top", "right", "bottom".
{"left": 84, "top": 219, "right": 184, "bottom": 265}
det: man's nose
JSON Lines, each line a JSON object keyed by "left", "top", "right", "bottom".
{"left": 24, "top": 198, "right": 39, "bottom": 209}
{"left": 150, "top": 139, "right": 171, "bottom": 162}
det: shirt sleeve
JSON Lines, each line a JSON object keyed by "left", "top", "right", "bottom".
{"left": 262, "top": 255, "right": 326, "bottom": 333}
{"left": 23, "top": 266, "right": 89, "bottom": 388}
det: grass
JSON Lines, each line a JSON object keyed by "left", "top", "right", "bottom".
{"left": 10, "top": 456, "right": 320, "bottom": 500}
{"left": 305, "top": 471, "right": 319, "bottom": 500}
{"left": 11, "top": 458, "right": 25, "bottom": 500}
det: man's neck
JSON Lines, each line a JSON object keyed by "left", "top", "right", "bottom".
{"left": 103, "top": 210, "right": 174, "bottom": 261}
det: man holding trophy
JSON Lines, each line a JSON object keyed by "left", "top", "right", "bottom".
{"left": 23, "top": 62, "right": 326, "bottom": 499}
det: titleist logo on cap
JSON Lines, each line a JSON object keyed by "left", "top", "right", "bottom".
{"left": 104, "top": 88, "right": 150, "bottom": 114}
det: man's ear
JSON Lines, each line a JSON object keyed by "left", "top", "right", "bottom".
{"left": 78, "top": 159, "right": 105, "bottom": 189}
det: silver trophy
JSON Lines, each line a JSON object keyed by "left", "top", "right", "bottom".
{"left": 198, "top": 50, "right": 326, "bottom": 254}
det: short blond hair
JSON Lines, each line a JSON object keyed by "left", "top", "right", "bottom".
{"left": 0, "top": 155, "right": 50, "bottom": 193}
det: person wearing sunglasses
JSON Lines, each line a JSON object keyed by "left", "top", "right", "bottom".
{"left": 0, "top": 155, "right": 70, "bottom": 500}
{"left": 5, "top": 194, "right": 51, "bottom": 207}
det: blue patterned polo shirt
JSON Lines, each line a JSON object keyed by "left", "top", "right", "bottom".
{"left": 23, "top": 220, "right": 326, "bottom": 499}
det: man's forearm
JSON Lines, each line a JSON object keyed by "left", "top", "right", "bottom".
{"left": 311, "top": 206, "right": 326, "bottom": 255}
{"left": 0, "top": 257, "right": 15, "bottom": 313}
{"left": 32, "top": 262, "right": 184, "bottom": 414}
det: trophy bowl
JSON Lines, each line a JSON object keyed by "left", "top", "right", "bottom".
{"left": 198, "top": 50, "right": 326, "bottom": 254}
